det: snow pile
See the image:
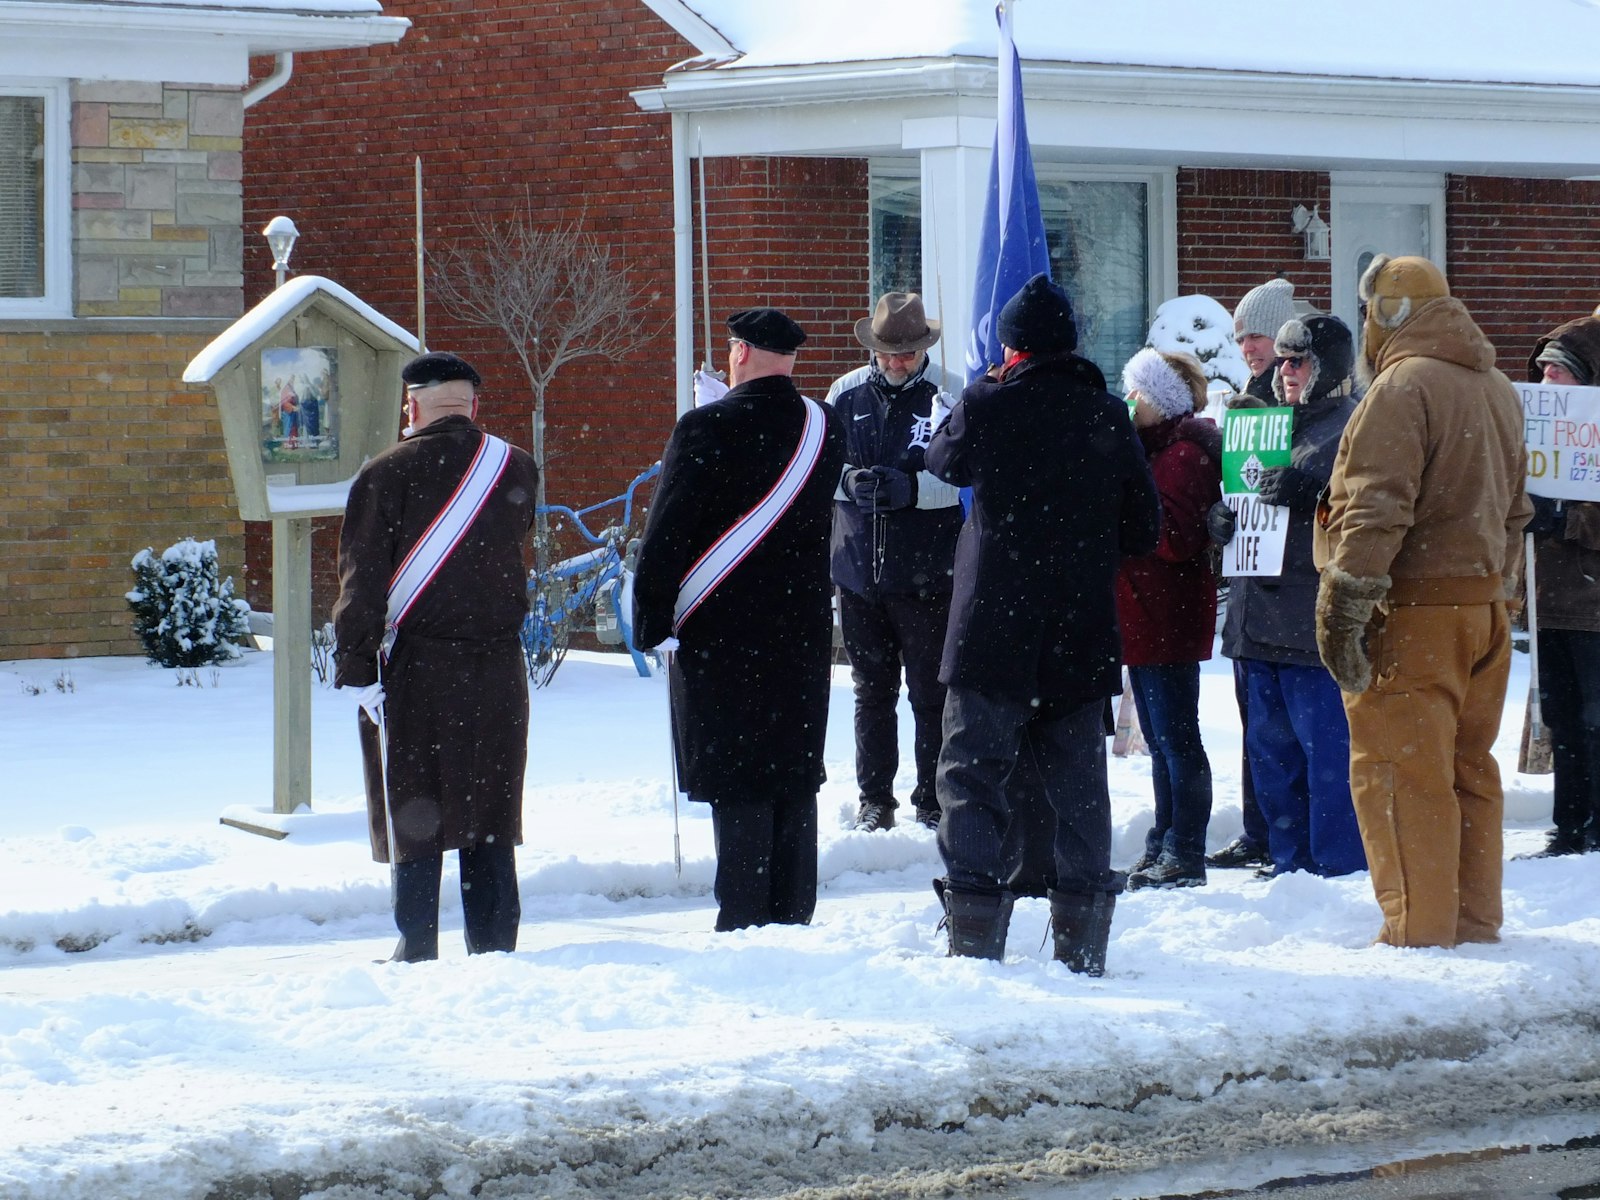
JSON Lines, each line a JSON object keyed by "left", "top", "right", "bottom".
{"left": 1144, "top": 294, "right": 1250, "bottom": 397}
{"left": 0, "top": 649, "right": 1594, "bottom": 1199}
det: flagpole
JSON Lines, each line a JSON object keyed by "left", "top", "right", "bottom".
{"left": 414, "top": 157, "right": 426, "bottom": 352}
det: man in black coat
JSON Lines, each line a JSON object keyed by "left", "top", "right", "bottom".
{"left": 334, "top": 351, "right": 539, "bottom": 963}
{"left": 827, "top": 292, "right": 963, "bottom": 833}
{"left": 632, "top": 308, "right": 847, "bottom": 931}
{"left": 926, "top": 274, "right": 1160, "bottom": 971}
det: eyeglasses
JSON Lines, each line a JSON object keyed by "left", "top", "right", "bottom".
{"left": 727, "top": 338, "right": 747, "bottom": 353}
{"left": 1277, "top": 355, "right": 1308, "bottom": 370}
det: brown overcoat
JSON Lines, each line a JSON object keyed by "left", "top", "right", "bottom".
{"left": 333, "top": 415, "right": 538, "bottom": 864}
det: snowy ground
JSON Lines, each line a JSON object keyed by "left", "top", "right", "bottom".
{"left": 0, "top": 644, "right": 1596, "bottom": 1200}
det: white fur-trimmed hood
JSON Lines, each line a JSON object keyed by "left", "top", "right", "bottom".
{"left": 1121, "top": 347, "right": 1194, "bottom": 420}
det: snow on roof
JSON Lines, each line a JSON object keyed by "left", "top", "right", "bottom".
{"left": 658, "top": 0, "right": 1600, "bottom": 89}
{"left": 53, "top": 0, "right": 384, "bottom": 11}
{"left": 182, "top": 274, "right": 418, "bottom": 385}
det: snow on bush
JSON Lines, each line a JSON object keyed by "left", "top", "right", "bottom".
{"left": 1144, "top": 294, "right": 1250, "bottom": 395}
{"left": 125, "top": 538, "right": 252, "bottom": 668}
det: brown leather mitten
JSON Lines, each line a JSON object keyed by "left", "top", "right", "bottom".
{"left": 1316, "top": 566, "right": 1391, "bottom": 693}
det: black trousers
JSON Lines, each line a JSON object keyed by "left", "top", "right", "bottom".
{"left": 708, "top": 796, "right": 818, "bottom": 931}
{"left": 937, "top": 687, "right": 1115, "bottom": 897}
{"left": 392, "top": 839, "right": 521, "bottom": 961}
{"left": 1234, "top": 658, "right": 1269, "bottom": 847}
{"left": 838, "top": 587, "right": 950, "bottom": 812}
{"left": 1538, "top": 626, "right": 1600, "bottom": 845}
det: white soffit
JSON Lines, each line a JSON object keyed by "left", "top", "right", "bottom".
{"left": 0, "top": 1, "right": 409, "bottom": 84}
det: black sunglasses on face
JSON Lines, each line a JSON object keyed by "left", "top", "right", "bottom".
{"left": 1277, "top": 355, "right": 1308, "bottom": 370}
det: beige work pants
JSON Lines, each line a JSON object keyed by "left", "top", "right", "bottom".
{"left": 1342, "top": 601, "right": 1510, "bottom": 948}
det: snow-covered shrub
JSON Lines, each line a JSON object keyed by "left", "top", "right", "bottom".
{"left": 1144, "top": 295, "right": 1250, "bottom": 394}
{"left": 125, "top": 538, "right": 252, "bottom": 668}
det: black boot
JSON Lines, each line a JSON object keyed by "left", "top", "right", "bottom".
{"left": 936, "top": 881, "right": 1013, "bottom": 961}
{"left": 1049, "top": 887, "right": 1118, "bottom": 976}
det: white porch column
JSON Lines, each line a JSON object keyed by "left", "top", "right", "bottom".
{"left": 670, "top": 111, "right": 696, "bottom": 416}
{"left": 904, "top": 113, "right": 994, "bottom": 392}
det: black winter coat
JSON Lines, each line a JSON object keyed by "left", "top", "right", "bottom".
{"left": 631, "top": 375, "right": 847, "bottom": 804}
{"left": 827, "top": 361, "right": 962, "bottom": 597}
{"left": 1222, "top": 386, "right": 1356, "bottom": 666}
{"left": 925, "top": 352, "right": 1160, "bottom": 707}
{"left": 332, "top": 415, "right": 539, "bottom": 864}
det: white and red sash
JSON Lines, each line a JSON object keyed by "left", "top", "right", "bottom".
{"left": 672, "top": 397, "right": 826, "bottom": 634}
{"left": 383, "top": 432, "right": 512, "bottom": 654}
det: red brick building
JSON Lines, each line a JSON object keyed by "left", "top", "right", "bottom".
{"left": 14, "top": 0, "right": 1600, "bottom": 656}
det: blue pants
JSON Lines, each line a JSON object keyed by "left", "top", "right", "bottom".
{"left": 936, "top": 687, "right": 1115, "bottom": 897}
{"left": 1242, "top": 658, "right": 1366, "bottom": 876}
{"left": 1129, "top": 663, "right": 1213, "bottom": 862}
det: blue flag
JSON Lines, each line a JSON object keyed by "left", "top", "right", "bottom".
{"left": 964, "top": 1, "right": 1052, "bottom": 385}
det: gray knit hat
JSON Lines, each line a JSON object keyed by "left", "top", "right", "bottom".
{"left": 1233, "top": 278, "right": 1297, "bottom": 340}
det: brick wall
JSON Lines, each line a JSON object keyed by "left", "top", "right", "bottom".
{"left": 1446, "top": 175, "right": 1600, "bottom": 379}
{"left": 1177, "top": 168, "right": 1332, "bottom": 313}
{"left": 0, "top": 325, "right": 243, "bottom": 660}
{"left": 241, "top": 0, "right": 874, "bottom": 615}
{"left": 699, "top": 155, "right": 872, "bottom": 400}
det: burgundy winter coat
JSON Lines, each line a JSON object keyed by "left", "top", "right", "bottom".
{"left": 1116, "top": 414, "right": 1222, "bottom": 666}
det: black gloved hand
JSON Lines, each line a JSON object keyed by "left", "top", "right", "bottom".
{"left": 1256, "top": 466, "right": 1324, "bottom": 512}
{"left": 1206, "top": 499, "right": 1237, "bottom": 546}
{"left": 1527, "top": 495, "right": 1567, "bottom": 539}
{"left": 871, "top": 466, "right": 916, "bottom": 511}
{"left": 844, "top": 467, "right": 879, "bottom": 508}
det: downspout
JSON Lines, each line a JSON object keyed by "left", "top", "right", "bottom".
{"left": 670, "top": 110, "right": 694, "bottom": 415}
{"left": 242, "top": 52, "right": 294, "bottom": 110}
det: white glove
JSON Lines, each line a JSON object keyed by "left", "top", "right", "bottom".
{"left": 653, "top": 637, "right": 680, "bottom": 654}
{"left": 343, "top": 682, "right": 385, "bottom": 722}
{"left": 693, "top": 371, "right": 728, "bottom": 408}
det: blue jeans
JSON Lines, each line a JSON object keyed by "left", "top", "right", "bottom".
{"left": 936, "top": 687, "right": 1115, "bottom": 896}
{"left": 1129, "top": 663, "right": 1212, "bottom": 862}
{"left": 1242, "top": 658, "right": 1366, "bottom": 876}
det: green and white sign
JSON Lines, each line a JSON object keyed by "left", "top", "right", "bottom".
{"left": 1220, "top": 406, "right": 1294, "bottom": 577}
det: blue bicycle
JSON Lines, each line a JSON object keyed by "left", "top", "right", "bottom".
{"left": 522, "top": 461, "right": 661, "bottom": 688}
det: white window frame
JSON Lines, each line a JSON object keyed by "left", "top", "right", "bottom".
{"left": 0, "top": 80, "right": 72, "bottom": 319}
{"left": 867, "top": 158, "right": 1177, "bottom": 338}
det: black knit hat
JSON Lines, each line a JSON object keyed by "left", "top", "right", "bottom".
{"left": 401, "top": 351, "right": 481, "bottom": 389}
{"left": 997, "top": 273, "right": 1078, "bottom": 354}
{"left": 1272, "top": 314, "right": 1353, "bottom": 403}
{"left": 727, "top": 308, "right": 807, "bottom": 354}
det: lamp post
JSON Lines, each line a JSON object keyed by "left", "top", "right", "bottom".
{"left": 263, "top": 215, "right": 300, "bottom": 289}
{"left": 261, "top": 214, "right": 311, "bottom": 816}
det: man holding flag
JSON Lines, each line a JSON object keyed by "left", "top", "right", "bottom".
{"left": 927, "top": 4, "right": 1161, "bottom": 975}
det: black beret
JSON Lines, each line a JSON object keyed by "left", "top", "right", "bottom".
{"left": 726, "top": 308, "right": 807, "bottom": 354}
{"left": 401, "top": 351, "right": 482, "bottom": 388}
{"left": 997, "top": 273, "right": 1078, "bottom": 355}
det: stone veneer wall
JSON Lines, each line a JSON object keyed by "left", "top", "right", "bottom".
{"left": 71, "top": 82, "right": 245, "bottom": 318}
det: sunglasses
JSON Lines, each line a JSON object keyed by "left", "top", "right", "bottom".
{"left": 1277, "top": 355, "right": 1308, "bottom": 370}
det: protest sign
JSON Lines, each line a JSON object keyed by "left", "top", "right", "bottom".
{"left": 1518, "top": 381, "right": 1600, "bottom": 501}
{"left": 1220, "top": 406, "right": 1294, "bottom": 576}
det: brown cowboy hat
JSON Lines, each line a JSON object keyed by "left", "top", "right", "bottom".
{"left": 854, "top": 292, "right": 942, "bottom": 354}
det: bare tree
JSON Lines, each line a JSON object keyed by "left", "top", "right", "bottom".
{"left": 428, "top": 206, "right": 651, "bottom": 519}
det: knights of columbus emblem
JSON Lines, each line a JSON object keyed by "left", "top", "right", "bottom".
{"left": 1240, "top": 453, "right": 1266, "bottom": 491}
